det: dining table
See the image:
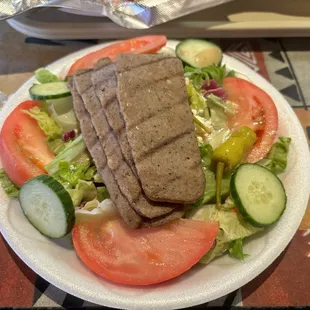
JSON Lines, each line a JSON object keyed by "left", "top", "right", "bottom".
{"left": 0, "top": 20, "right": 309, "bottom": 308}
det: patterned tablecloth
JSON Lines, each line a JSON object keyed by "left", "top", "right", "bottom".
{"left": 0, "top": 22, "right": 309, "bottom": 308}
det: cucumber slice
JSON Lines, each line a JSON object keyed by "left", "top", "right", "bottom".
{"left": 176, "top": 39, "right": 222, "bottom": 68}
{"left": 29, "top": 81, "right": 71, "bottom": 100}
{"left": 231, "top": 163, "right": 286, "bottom": 227}
{"left": 19, "top": 175, "right": 75, "bottom": 238}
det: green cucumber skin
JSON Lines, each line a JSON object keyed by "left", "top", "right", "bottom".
{"left": 29, "top": 84, "right": 71, "bottom": 101}
{"left": 176, "top": 39, "right": 223, "bottom": 68}
{"left": 20, "top": 175, "right": 75, "bottom": 238}
{"left": 230, "top": 164, "right": 287, "bottom": 228}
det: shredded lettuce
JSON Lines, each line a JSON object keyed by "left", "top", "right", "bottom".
{"left": 200, "top": 230, "right": 230, "bottom": 263}
{"left": 258, "top": 137, "right": 291, "bottom": 174}
{"left": 93, "top": 172, "right": 104, "bottom": 183}
{"left": 76, "top": 180, "right": 97, "bottom": 201}
{"left": 206, "top": 95, "right": 229, "bottom": 130}
{"left": 194, "top": 143, "right": 231, "bottom": 206}
{"left": 45, "top": 135, "right": 86, "bottom": 175}
{"left": 206, "top": 128, "right": 231, "bottom": 150}
{"left": 193, "top": 170, "right": 216, "bottom": 207}
{"left": 54, "top": 164, "right": 98, "bottom": 207}
{"left": 97, "top": 186, "right": 110, "bottom": 202}
{"left": 0, "top": 169, "right": 19, "bottom": 198}
{"left": 199, "top": 143, "right": 213, "bottom": 169}
{"left": 207, "top": 94, "right": 235, "bottom": 116}
{"left": 35, "top": 68, "right": 61, "bottom": 84}
{"left": 67, "top": 188, "right": 83, "bottom": 207}
{"left": 45, "top": 134, "right": 105, "bottom": 206}
{"left": 82, "top": 199, "right": 100, "bottom": 211}
{"left": 53, "top": 161, "right": 95, "bottom": 187}
{"left": 68, "top": 185, "right": 109, "bottom": 208}
{"left": 187, "top": 81, "right": 209, "bottom": 118}
{"left": 187, "top": 203, "right": 262, "bottom": 263}
{"left": 22, "top": 106, "right": 63, "bottom": 141}
{"left": 229, "top": 238, "right": 249, "bottom": 260}
{"left": 66, "top": 180, "right": 104, "bottom": 207}
{"left": 47, "top": 138, "right": 66, "bottom": 155}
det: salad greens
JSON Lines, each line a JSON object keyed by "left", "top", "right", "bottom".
{"left": 187, "top": 203, "right": 262, "bottom": 263}
{"left": 194, "top": 143, "right": 231, "bottom": 207}
{"left": 187, "top": 81, "right": 209, "bottom": 119}
{"left": 258, "top": 137, "right": 291, "bottom": 174}
{"left": 229, "top": 238, "right": 249, "bottom": 260}
{"left": 47, "top": 138, "right": 66, "bottom": 155}
{"left": 97, "top": 186, "right": 110, "bottom": 202}
{"left": 46, "top": 136, "right": 104, "bottom": 207}
{"left": 207, "top": 95, "right": 229, "bottom": 131}
{"left": 184, "top": 64, "right": 235, "bottom": 88}
{"left": 53, "top": 161, "right": 95, "bottom": 188}
{"left": 45, "top": 135, "right": 87, "bottom": 175}
{"left": 0, "top": 169, "right": 20, "bottom": 198}
{"left": 22, "top": 106, "right": 63, "bottom": 140}
{"left": 207, "top": 94, "right": 235, "bottom": 117}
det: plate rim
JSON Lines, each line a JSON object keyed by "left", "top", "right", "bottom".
{"left": 0, "top": 39, "right": 310, "bottom": 309}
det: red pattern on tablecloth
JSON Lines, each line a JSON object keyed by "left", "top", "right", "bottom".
{"left": 242, "top": 230, "right": 310, "bottom": 306}
{"left": 0, "top": 235, "right": 35, "bottom": 306}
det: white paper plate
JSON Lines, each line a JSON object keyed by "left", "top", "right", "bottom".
{"left": 0, "top": 40, "right": 309, "bottom": 310}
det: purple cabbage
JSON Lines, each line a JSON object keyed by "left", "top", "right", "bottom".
{"left": 202, "top": 79, "right": 227, "bottom": 100}
{"left": 62, "top": 129, "right": 76, "bottom": 142}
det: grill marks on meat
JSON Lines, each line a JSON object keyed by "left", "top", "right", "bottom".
{"left": 92, "top": 61, "right": 180, "bottom": 218}
{"left": 69, "top": 54, "right": 204, "bottom": 228}
{"left": 92, "top": 62, "right": 135, "bottom": 170}
{"left": 73, "top": 62, "right": 180, "bottom": 219}
{"left": 74, "top": 70, "right": 141, "bottom": 203}
{"left": 116, "top": 54, "right": 206, "bottom": 204}
{"left": 68, "top": 79, "right": 142, "bottom": 229}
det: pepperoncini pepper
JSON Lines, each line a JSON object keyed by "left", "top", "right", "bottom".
{"left": 212, "top": 126, "right": 257, "bottom": 208}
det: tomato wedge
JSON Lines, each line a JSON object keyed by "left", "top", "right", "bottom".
{"left": 72, "top": 216, "right": 219, "bottom": 286}
{"left": 223, "top": 77, "right": 278, "bottom": 163}
{"left": 0, "top": 100, "right": 55, "bottom": 187}
{"left": 68, "top": 35, "right": 167, "bottom": 76}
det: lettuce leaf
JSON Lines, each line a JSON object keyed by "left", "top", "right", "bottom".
{"left": 22, "top": 106, "right": 63, "bottom": 141}
{"left": 187, "top": 81, "right": 210, "bottom": 119}
{"left": 67, "top": 188, "right": 83, "bottom": 207}
{"left": 35, "top": 68, "right": 61, "bottom": 84}
{"left": 53, "top": 160, "right": 95, "bottom": 187}
{"left": 97, "top": 186, "right": 110, "bottom": 202}
{"left": 199, "top": 143, "right": 213, "bottom": 169}
{"left": 193, "top": 170, "right": 216, "bottom": 207}
{"left": 199, "top": 230, "right": 230, "bottom": 263}
{"left": 47, "top": 138, "right": 66, "bottom": 155}
{"left": 194, "top": 143, "right": 231, "bottom": 206}
{"left": 45, "top": 135, "right": 86, "bottom": 175}
{"left": 207, "top": 94, "right": 235, "bottom": 116}
{"left": 0, "top": 169, "right": 19, "bottom": 198}
{"left": 229, "top": 238, "right": 249, "bottom": 260}
{"left": 258, "top": 137, "right": 291, "bottom": 174}
{"left": 187, "top": 203, "right": 262, "bottom": 263}
{"left": 206, "top": 95, "right": 229, "bottom": 130}
{"left": 184, "top": 64, "right": 235, "bottom": 88}
{"left": 55, "top": 165, "right": 98, "bottom": 207}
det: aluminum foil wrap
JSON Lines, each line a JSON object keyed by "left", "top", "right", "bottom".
{"left": 0, "top": 0, "right": 234, "bottom": 29}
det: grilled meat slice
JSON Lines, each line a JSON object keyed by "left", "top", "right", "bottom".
{"left": 116, "top": 54, "right": 205, "bottom": 204}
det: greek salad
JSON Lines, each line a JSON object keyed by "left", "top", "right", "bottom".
{"left": 0, "top": 36, "right": 291, "bottom": 285}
